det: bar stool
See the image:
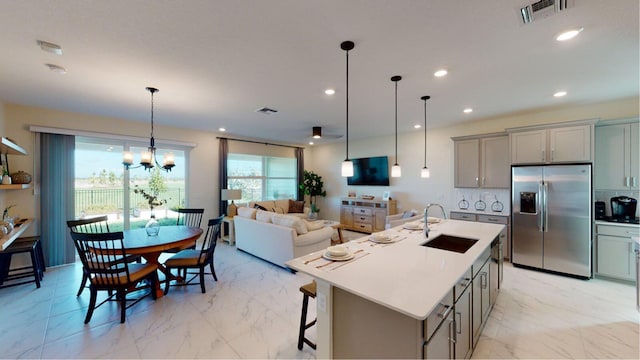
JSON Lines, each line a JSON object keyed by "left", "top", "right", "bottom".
{"left": 297, "top": 281, "right": 317, "bottom": 350}
{"left": 0, "top": 236, "right": 44, "bottom": 289}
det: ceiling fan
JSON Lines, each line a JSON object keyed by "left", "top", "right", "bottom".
{"left": 310, "top": 126, "right": 343, "bottom": 140}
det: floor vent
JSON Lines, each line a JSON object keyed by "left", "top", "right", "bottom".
{"left": 520, "top": 0, "right": 573, "bottom": 24}
{"left": 255, "top": 107, "right": 278, "bottom": 115}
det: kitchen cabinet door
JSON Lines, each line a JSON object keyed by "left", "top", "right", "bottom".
{"left": 597, "top": 234, "right": 635, "bottom": 281}
{"left": 455, "top": 139, "right": 480, "bottom": 188}
{"left": 454, "top": 286, "right": 472, "bottom": 359}
{"left": 595, "top": 124, "right": 627, "bottom": 189}
{"left": 510, "top": 130, "right": 546, "bottom": 164}
{"left": 424, "top": 311, "right": 454, "bottom": 359}
{"left": 481, "top": 136, "right": 509, "bottom": 188}
{"left": 630, "top": 122, "right": 639, "bottom": 189}
{"left": 549, "top": 125, "right": 591, "bottom": 162}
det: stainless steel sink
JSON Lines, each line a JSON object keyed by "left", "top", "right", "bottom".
{"left": 422, "top": 234, "right": 478, "bottom": 253}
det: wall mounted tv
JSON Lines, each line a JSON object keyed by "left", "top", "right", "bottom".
{"left": 347, "top": 156, "right": 390, "bottom": 186}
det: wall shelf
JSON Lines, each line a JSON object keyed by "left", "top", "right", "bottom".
{"left": 0, "top": 137, "right": 28, "bottom": 156}
{"left": 0, "top": 183, "right": 31, "bottom": 190}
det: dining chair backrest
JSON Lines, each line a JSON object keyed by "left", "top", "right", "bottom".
{"left": 69, "top": 231, "right": 133, "bottom": 287}
{"left": 67, "top": 215, "right": 110, "bottom": 233}
{"left": 197, "top": 216, "right": 224, "bottom": 264}
{"left": 176, "top": 208, "right": 205, "bottom": 228}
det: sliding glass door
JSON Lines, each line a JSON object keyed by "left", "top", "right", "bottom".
{"left": 75, "top": 137, "right": 186, "bottom": 230}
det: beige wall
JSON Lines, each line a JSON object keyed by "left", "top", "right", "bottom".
{"left": 308, "top": 96, "right": 640, "bottom": 221}
{"left": 1, "top": 96, "right": 637, "bottom": 236}
{"left": 2, "top": 103, "right": 220, "bottom": 234}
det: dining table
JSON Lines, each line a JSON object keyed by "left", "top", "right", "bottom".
{"left": 123, "top": 225, "right": 203, "bottom": 298}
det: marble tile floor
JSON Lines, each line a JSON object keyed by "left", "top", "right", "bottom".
{"left": 0, "top": 237, "right": 637, "bottom": 359}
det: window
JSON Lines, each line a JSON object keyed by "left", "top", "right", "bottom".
{"left": 227, "top": 153, "right": 297, "bottom": 202}
{"left": 75, "top": 137, "right": 187, "bottom": 230}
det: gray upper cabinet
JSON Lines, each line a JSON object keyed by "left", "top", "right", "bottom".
{"left": 453, "top": 134, "right": 509, "bottom": 189}
{"left": 510, "top": 124, "right": 592, "bottom": 164}
{"left": 595, "top": 120, "right": 639, "bottom": 190}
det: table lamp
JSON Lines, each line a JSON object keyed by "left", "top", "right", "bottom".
{"left": 221, "top": 189, "right": 242, "bottom": 217}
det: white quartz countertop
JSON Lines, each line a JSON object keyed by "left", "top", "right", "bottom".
{"left": 594, "top": 220, "right": 640, "bottom": 229}
{"left": 286, "top": 219, "right": 504, "bottom": 320}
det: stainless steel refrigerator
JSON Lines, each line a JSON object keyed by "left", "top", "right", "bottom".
{"left": 511, "top": 164, "right": 592, "bottom": 278}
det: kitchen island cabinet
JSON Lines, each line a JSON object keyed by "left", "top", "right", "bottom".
{"left": 287, "top": 219, "right": 504, "bottom": 359}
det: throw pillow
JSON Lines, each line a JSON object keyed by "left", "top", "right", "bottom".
{"left": 272, "top": 213, "right": 308, "bottom": 235}
{"left": 273, "top": 207, "right": 285, "bottom": 214}
{"left": 237, "top": 207, "right": 258, "bottom": 219}
{"left": 288, "top": 199, "right": 305, "bottom": 213}
{"left": 254, "top": 203, "right": 269, "bottom": 211}
{"left": 304, "top": 219, "right": 325, "bottom": 231}
{"left": 255, "top": 209, "right": 273, "bottom": 223}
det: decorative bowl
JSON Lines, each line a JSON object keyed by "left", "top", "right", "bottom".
{"left": 326, "top": 245, "right": 348, "bottom": 257}
{"left": 10, "top": 171, "right": 32, "bottom": 184}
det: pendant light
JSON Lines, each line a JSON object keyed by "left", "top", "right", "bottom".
{"left": 390, "top": 75, "right": 402, "bottom": 178}
{"left": 421, "top": 95, "right": 431, "bottom": 178}
{"left": 122, "top": 87, "right": 176, "bottom": 172}
{"left": 341, "top": 41, "right": 355, "bottom": 177}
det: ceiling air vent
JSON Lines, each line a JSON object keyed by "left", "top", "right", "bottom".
{"left": 255, "top": 107, "right": 278, "bottom": 115}
{"left": 520, "top": 0, "right": 573, "bottom": 24}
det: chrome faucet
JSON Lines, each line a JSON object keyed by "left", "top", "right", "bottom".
{"left": 424, "top": 203, "right": 447, "bottom": 238}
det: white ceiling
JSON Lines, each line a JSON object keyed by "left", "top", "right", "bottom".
{"left": 0, "top": 0, "right": 638, "bottom": 145}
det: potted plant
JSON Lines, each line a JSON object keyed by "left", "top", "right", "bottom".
{"left": 299, "top": 170, "right": 326, "bottom": 219}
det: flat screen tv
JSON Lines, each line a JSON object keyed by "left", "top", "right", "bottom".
{"left": 347, "top": 156, "right": 390, "bottom": 186}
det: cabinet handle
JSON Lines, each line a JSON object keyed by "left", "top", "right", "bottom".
{"left": 448, "top": 318, "right": 457, "bottom": 344}
{"left": 455, "top": 311, "right": 462, "bottom": 334}
{"left": 488, "top": 218, "right": 499, "bottom": 222}
{"left": 475, "top": 177, "right": 479, "bottom": 186}
{"left": 626, "top": 177, "right": 631, "bottom": 187}
{"left": 482, "top": 177, "right": 486, "bottom": 186}
{"left": 551, "top": 149, "right": 555, "bottom": 161}
{"left": 634, "top": 177, "right": 638, "bottom": 187}
{"left": 542, "top": 149, "right": 545, "bottom": 161}
{"left": 481, "top": 272, "right": 488, "bottom": 289}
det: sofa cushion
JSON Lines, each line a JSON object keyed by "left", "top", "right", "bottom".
{"left": 237, "top": 207, "right": 258, "bottom": 219}
{"left": 273, "top": 207, "right": 285, "bottom": 214}
{"left": 274, "top": 199, "right": 290, "bottom": 213}
{"left": 272, "top": 213, "right": 308, "bottom": 235}
{"left": 289, "top": 200, "right": 305, "bottom": 213}
{"left": 255, "top": 209, "right": 273, "bottom": 223}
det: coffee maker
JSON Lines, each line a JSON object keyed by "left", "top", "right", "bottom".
{"left": 610, "top": 196, "right": 637, "bottom": 221}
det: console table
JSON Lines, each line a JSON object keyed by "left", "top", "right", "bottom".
{"left": 340, "top": 198, "right": 397, "bottom": 233}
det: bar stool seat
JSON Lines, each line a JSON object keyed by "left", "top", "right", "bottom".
{"left": 0, "top": 236, "right": 44, "bottom": 289}
{"left": 298, "top": 281, "right": 317, "bottom": 350}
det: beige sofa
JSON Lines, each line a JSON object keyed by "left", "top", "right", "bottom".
{"left": 234, "top": 203, "right": 332, "bottom": 268}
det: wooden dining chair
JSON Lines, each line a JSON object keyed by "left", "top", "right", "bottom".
{"left": 163, "top": 215, "right": 223, "bottom": 295}
{"left": 176, "top": 208, "right": 205, "bottom": 228}
{"left": 69, "top": 231, "right": 159, "bottom": 324}
{"left": 67, "top": 216, "right": 141, "bottom": 296}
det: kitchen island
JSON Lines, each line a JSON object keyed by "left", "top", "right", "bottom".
{"left": 286, "top": 219, "right": 504, "bottom": 359}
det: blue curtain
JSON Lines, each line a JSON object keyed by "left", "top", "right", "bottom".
{"left": 40, "top": 133, "right": 76, "bottom": 266}
{"left": 218, "top": 138, "right": 228, "bottom": 216}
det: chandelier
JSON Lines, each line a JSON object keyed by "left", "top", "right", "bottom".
{"left": 122, "top": 87, "right": 175, "bottom": 172}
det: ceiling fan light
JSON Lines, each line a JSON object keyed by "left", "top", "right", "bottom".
{"left": 312, "top": 126, "right": 322, "bottom": 138}
{"left": 342, "top": 160, "right": 353, "bottom": 177}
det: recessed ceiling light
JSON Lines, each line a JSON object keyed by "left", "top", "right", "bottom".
{"left": 37, "top": 40, "right": 62, "bottom": 55}
{"left": 556, "top": 28, "right": 584, "bottom": 41}
{"left": 309, "top": 141, "right": 314, "bottom": 145}
{"left": 414, "top": 124, "right": 422, "bottom": 129}
{"left": 219, "top": 127, "right": 226, "bottom": 132}
{"left": 553, "top": 91, "right": 567, "bottom": 97}
{"left": 45, "top": 63, "right": 66, "bottom": 74}
{"left": 434, "top": 69, "right": 448, "bottom": 77}
{"left": 463, "top": 108, "right": 473, "bottom": 113}
{"left": 324, "top": 89, "right": 335, "bottom": 95}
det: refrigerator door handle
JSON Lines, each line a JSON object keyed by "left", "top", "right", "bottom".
{"left": 538, "top": 181, "right": 544, "bottom": 232}
{"left": 543, "top": 182, "right": 549, "bottom": 232}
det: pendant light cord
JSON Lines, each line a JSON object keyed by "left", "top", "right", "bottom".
{"left": 424, "top": 98, "right": 427, "bottom": 167}
{"left": 395, "top": 80, "right": 398, "bottom": 164}
{"left": 345, "top": 48, "right": 349, "bottom": 161}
